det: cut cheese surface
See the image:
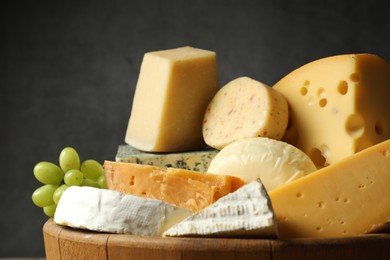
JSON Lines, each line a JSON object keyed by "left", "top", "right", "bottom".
{"left": 203, "top": 76, "right": 288, "bottom": 150}
{"left": 54, "top": 186, "right": 192, "bottom": 236}
{"left": 125, "top": 46, "right": 219, "bottom": 152}
{"left": 207, "top": 137, "right": 316, "bottom": 191}
{"left": 273, "top": 54, "right": 390, "bottom": 167}
{"left": 269, "top": 139, "right": 390, "bottom": 239}
{"left": 104, "top": 161, "right": 246, "bottom": 212}
{"left": 115, "top": 145, "right": 218, "bottom": 172}
{"left": 163, "top": 179, "right": 277, "bottom": 238}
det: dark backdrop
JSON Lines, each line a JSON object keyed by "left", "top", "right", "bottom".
{"left": 2, "top": 0, "right": 390, "bottom": 257}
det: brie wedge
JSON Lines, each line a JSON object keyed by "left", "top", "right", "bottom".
{"left": 163, "top": 179, "right": 278, "bottom": 238}
{"left": 54, "top": 186, "right": 192, "bottom": 236}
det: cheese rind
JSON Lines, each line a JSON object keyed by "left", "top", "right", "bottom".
{"left": 203, "top": 76, "right": 288, "bottom": 150}
{"left": 207, "top": 137, "right": 316, "bottom": 191}
{"left": 104, "top": 161, "right": 246, "bottom": 212}
{"left": 125, "top": 46, "right": 219, "bottom": 152}
{"left": 163, "top": 179, "right": 278, "bottom": 238}
{"left": 53, "top": 186, "right": 192, "bottom": 236}
{"left": 115, "top": 145, "right": 218, "bottom": 172}
{"left": 269, "top": 139, "right": 390, "bottom": 239}
{"left": 273, "top": 54, "right": 390, "bottom": 166}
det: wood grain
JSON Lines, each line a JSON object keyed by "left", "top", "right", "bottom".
{"left": 43, "top": 219, "right": 390, "bottom": 260}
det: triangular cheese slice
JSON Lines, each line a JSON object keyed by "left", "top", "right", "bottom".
{"left": 163, "top": 179, "right": 278, "bottom": 238}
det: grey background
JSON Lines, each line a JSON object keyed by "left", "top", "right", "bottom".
{"left": 2, "top": 0, "right": 390, "bottom": 257}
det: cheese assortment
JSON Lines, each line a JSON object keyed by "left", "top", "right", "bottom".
{"left": 115, "top": 144, "right": 218, "bottom": 172}
{"left": 125, "top": 46, "right": 219, "bottom": 152}
{"left": 54, "top": 186, "right": 192, "bottom": 236}
{"left": 163, "top": 179, "right": 277, "bottom": 238}
{"left": 35, "top": 47, "right": 390, "bottom": 244}
{"left": 207, "top": 137, "right": 317, "bottom": 191}
{"left": 203, "top": 76, "right": 289, "bottom": 150}
{"left": 104, "top": 160, "right": 245, "bottom": 212}
{"left": 273, "top": 54, "right": 390, "bottom": 167}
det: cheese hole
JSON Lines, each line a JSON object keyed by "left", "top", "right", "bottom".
{"left": 129, "top": 176, "right": 135, "bottom": 186}
{"left": 303, "top": 80, "right": 310, "bottom": 86}
{"left": 317, "top": 88, "right": 325, "bottom": 96}
{"left": 345, "top": 114, "right": 364, "bottom": 138}
{"left": 319, "top": 98, "right": 327, "bottom": 107}
{"left": 317, "top": 201, "right": 325, "bottom": 208}
{"left": 375, "top": 120, "right": 384, "bottom": 135}
{"left": 296, "top": 192, "right": 303, "bottom": 198}
{"left": 309, "top": 148, "right": 327, "bottom": 168}
{"left": 316, "top": 226, "right": 323, "bottom": 232}
{"left": 300, "top": 87, "right": 308, "bottom": 96}
{"left": 358, "top": 184, "right": 366, "bottom": 189}
{"left": 337, "top": 80, "right": 348, "bottom": 95}
{"left": 350, "top": 73, "right": 360, "bottom": 82}
{"left": 380, "top": 149, "right": 389, "bottom": 157}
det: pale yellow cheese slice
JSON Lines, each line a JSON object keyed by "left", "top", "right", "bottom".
{"left": 125, "top": 46, "right": 219, "bottom": 152}
{"left": 202, "top": 77, "right": 288, "bottom": 150}
{"left": 269, "top": 139, "right": 390, "bottom": 239}
{"left": 207, "top": 137, "right": 316, "bottom": 191}
{"left": 273, "top": 54, "right": 390, "bottom": 167}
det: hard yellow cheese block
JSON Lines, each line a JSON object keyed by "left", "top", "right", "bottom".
{"left": 269, "top": 139, "right": 390, "bottom": 239}
{"left": 273, "top": 54, "right": 390, "bottom": 167}
{"left": 125, "top": 46, "right": 219, "bottom": 152}
{"left": 104, "top": 161, "right": 246, "bottom": 212}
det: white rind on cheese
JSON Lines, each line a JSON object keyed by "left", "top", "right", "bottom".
{"left": 207, "top": 137, "right": 317, "bottom": 191}
{"left": 202, "top": 76, "right": 288, "bottom": 150}
{"left": 163, "top": 179, "right": 278, "bottom": 238}
{"left": 54, "top": 186, "right": 192, "bottom": 236}
{"left": 115, "top": 145, "right": 218, "bottom": 172}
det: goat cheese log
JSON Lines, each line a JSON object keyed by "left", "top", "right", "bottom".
{"left": 202, "top": 77, "right": 289, "bottom": 150}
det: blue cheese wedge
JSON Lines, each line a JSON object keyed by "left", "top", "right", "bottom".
{"left": 115, "top": 145, "right": 218, "bottom": 172}
{"left": 54, "top": 186, "right": 192, "bottom": 236}
{"left": 163, "top": 179, "right": 278, "bottom": 238}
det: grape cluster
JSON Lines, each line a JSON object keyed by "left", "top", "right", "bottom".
{"left": 32, "top": 147, "right": 107, "bottom": 217}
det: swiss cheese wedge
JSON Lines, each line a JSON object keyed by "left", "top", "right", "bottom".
{"left": 269, "top": 139, "right": 390, "bottom": 239}
{"left": 104, "top": 161, "right": 246, "bottom": 212}
{"left": 273, "top": 54, "right": 390, "bottom": 167}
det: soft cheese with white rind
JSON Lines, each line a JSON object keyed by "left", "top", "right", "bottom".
{"left": 115, "top": 145, "right": 218, "bottom": 172}
{"left": 207, "top": 137, "right": 317, "bottom": 191}
{"left": 163, "top": 179, "right": 277, "bottom": 238}
{"left": 202, "top": 76, "right": 288, "bottom": 150}
{"left": 54, "top": 186, "right": 192, "bottom": 236}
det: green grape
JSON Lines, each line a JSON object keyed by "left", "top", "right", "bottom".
{"left": 53, "top": 184, "right": 69, "bottom": 204}
{"left": 59, "top": 147, "right": 80, "bottom": 172}
{"left": 97, "top": 175, "right": 107, "bottom": 189}
{"left": 80, "top": 159, "right": 104, "bottom": 180}
{"left": 43, "top": 204, "right": 57, "bottom": 217}
{"left": 33, "top": 161, "right": 64, "bottom": 185}
{"left": 81, "top": 178, "right": 100, "bottom": 188}
{"left": 32, "top": 184, "right": 58, "bottom": 207}
{"left": 64, "top": 169, "right": 83, "bottom": 186}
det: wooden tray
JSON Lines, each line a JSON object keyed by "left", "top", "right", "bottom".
{"left": 43, "top": 219, "right": 390, "bottom": 260}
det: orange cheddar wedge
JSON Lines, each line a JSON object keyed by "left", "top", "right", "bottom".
{"left": 104, "top": 161, "right": 246, "bottom": 212}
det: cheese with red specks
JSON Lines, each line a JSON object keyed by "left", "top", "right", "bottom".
{"left": 202, "top": 77, "right": 288, "bottom": 150}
